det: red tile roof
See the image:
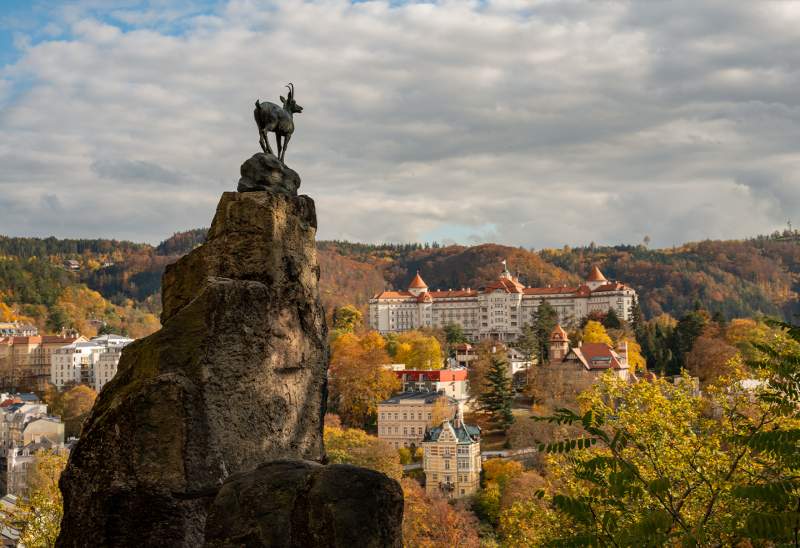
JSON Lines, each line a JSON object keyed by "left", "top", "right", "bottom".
{"left": 408, "top": 271, "right": 428, "bottom": 289}
{"left": 523, "top": 286, "right": 579, "bottom": 295}
{"left": 396, "top": 369, "right": 468, "bottom": 382}
{"left": 565, "top": 342, "right": 626, "bottom": 370}
{"left": 373, "top": 290, "right": 415, "bottom": 300}
{"left": 427, "top": 290, "right": 478, "bottom": 298}
{"left": 591, "top": 282, "right": 629, "bottom": 292}
{"left": 587, "top": 265, "right": 607, "bottom": 282}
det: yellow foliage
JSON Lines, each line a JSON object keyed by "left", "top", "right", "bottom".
{"left": 395, "top": 331, "right": 443, "bottom": 370}
{"left": 582, "top": 320, "right": 612, "bottom": 346}
{"left": 329, "top": 331, "right": 401, "bottom": 427}
{"left": 0, "top": 300, "right": 15, "bottom": 322}
{"left": 483, "top": 458, "right": 524, "bottom": 486}
{"left": 619, "top": 336, "right": 646, "bottom": 372}
{"left": 17, "top": 450, "right": 68, "bottom": 547}
{"left": 323, "top": 425, "right": 402, "bottom": 480}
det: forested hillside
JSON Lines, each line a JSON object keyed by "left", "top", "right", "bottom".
{"left": 0, "top": 230, "right": 797, "bottom": 338}
{"left": 540, "top": 237, "right": 800, "bottom": 320}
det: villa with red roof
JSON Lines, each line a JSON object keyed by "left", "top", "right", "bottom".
{"left": 368, "top": 263, "right": 636, "bottom": 342}
{"left": 546, "top": 323, "right": 632, "bottom": 382}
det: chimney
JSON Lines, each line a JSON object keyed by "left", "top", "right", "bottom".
{"left": 616, "top": 341, "right": 629, "bottom": 365}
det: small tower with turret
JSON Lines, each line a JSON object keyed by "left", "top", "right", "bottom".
{"left": 549, "top": 324, "right": 569, "bottom": 361}
{"left": 586, "top": 265, "right": 607, "bottom": 291}
{"left": 407, "top": 271, "right": 429, "bottom": 297}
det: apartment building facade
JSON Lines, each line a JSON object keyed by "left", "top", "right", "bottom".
{"left": 377, "top": 392, "right": 459, "bottom": 449}
{"left": 369, "top": 265, "right": 636, "bottom": 342}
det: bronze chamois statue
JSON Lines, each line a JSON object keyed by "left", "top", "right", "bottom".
{"left": 254, "top": 83, "right": 303, "bottom": 162}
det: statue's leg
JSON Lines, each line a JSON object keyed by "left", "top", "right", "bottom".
{"left": 280, "top": 134, "right": 291, "bottom": 161}
{"left": 276, "top": 134, "right": 283, "bottom": 159}
{"left": 261, "top": 130, "right": 274, "bottom": 155}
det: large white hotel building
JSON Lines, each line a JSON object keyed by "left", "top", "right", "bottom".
{"left": 368, "top": 264, "right": 636, "bottom": 342}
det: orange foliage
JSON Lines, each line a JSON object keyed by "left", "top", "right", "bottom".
{"left": 328, "top": 332, "right": 401, "bottom": 427}
{"left": 401, "top": 478, "right": 480, "bottom": 548}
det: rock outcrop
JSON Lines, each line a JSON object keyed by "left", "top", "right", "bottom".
{"left": 237, "top": 152, "right": 301, "bottom": 195}
{"left": 204, "top": 460, "right": 404, "bottom": 548}
{"left": 57, "top": 174, "right": 328, "bottom": 545}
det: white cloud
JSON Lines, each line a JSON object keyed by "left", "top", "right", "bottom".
{"left": 0, "top": 0, "right": 798, "bottom": 246}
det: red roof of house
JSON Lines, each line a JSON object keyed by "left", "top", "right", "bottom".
{"left": 591, "top": 282, "right": 628, "bottom": 292}
{"left": 428, "top": 290, "right": 478, "bottom": 298}
{"left": 565, "top": 342, "right": 626, "bottom": 370}
{"left": 523, "top": 286, "right": 579, "bottom": 296}
{"left": 408, "top": 271, "right": 428, "bottom": 289}
{"left": 587, "top": 265, "right": 607, "bottom": 282}
{"left": 372, "top": 290, "right": 414, "bottom": 300}
{"left": 396, "top": 369, "right": 468, "bottom": 382}
{"left": 371, "top": 269, "right": 629, "bottom": 302}
{"left": 485, "top": 276, "right": 525, "bottom": 294}
{"left": 42, "top": 336, "right": 79, "bottom": 344}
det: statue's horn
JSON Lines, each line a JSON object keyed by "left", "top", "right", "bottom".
{"left": 287, "top": 82, "right": 294, "bottom": 98}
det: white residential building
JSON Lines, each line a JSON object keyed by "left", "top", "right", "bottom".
{"left": 50, "top": 334, "right": 132, "bottom": 391}
{"left": 369, "top": 265, "right": 637, "bottom": 342}
{"left": 6, "top": 437, "right": 67, "bottom": 497}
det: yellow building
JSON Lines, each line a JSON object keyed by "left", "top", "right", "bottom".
{"left": 0, "top": 335, "right": 84, "bottom": 391}
{"left": 377, "top": 392, "right": 459, "bottom": 449}
{"left": 422, "top": 415, "right": 481, "bottom": 498}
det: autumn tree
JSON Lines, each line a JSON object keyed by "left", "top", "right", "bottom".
{"left": 527, "top": 364, "right": 798, "bottom": 546}
{"left": 582, "top": 320, "right": 613, "bottom": 346}
{"left": 0, "top": 300, "right": 16, "bottom": 322}
{"left": 61, "top": 384, "right": 97, "bottom": 438}
{"left": 617, "top": 335, "right": 646, "bottom": 372}
{"left": 17, "top": 450, "right": 68, "bottom": 548}
{"left": 428, "top": 396, "right": 454, "bottom": 427}
{"left": 732, "top": 320, "right": 800, "bottom": 543}
{"left": 393, "top": 331, "right": 443, "bottom": 370}
{"left": 685, "top": 334, "right": 740, "bottom": 386}
{"left": 401, "top": 478, "right": 481, "bottom": 548}
{"left": 323, "top": 424, "right": 402, "bottom": 480}
{"left": 479, "top": 355, "right": 515, "bottom": 433}
{"left": 332, "top": 305, "right": 363, "bottom": 335}
{"left": 328, "top": 332, "right": 400, "bottom": 427}
{"left": 474, "top": 459, "right": 525, "bottom": 526}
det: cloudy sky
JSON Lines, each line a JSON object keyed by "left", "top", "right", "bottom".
{"left": 1, "top": 0, "right": 799, "bottom": 248}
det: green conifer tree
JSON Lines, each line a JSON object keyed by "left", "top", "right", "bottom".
{"left": 479, "top": 355, "right": 515, "bottom": 432}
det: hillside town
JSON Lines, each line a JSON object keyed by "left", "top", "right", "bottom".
{"left": 0, "top": 251, "right": 795, "bottom": 546}
{"left": 0, "top": 324, "right": 133, "bottom": 545}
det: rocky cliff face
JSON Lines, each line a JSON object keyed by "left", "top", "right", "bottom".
{"left": 57, "top": 155, "right": 401, "bottom": 547}
{"left": 204, "top": 460, "right": 403, "bottom": 547}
